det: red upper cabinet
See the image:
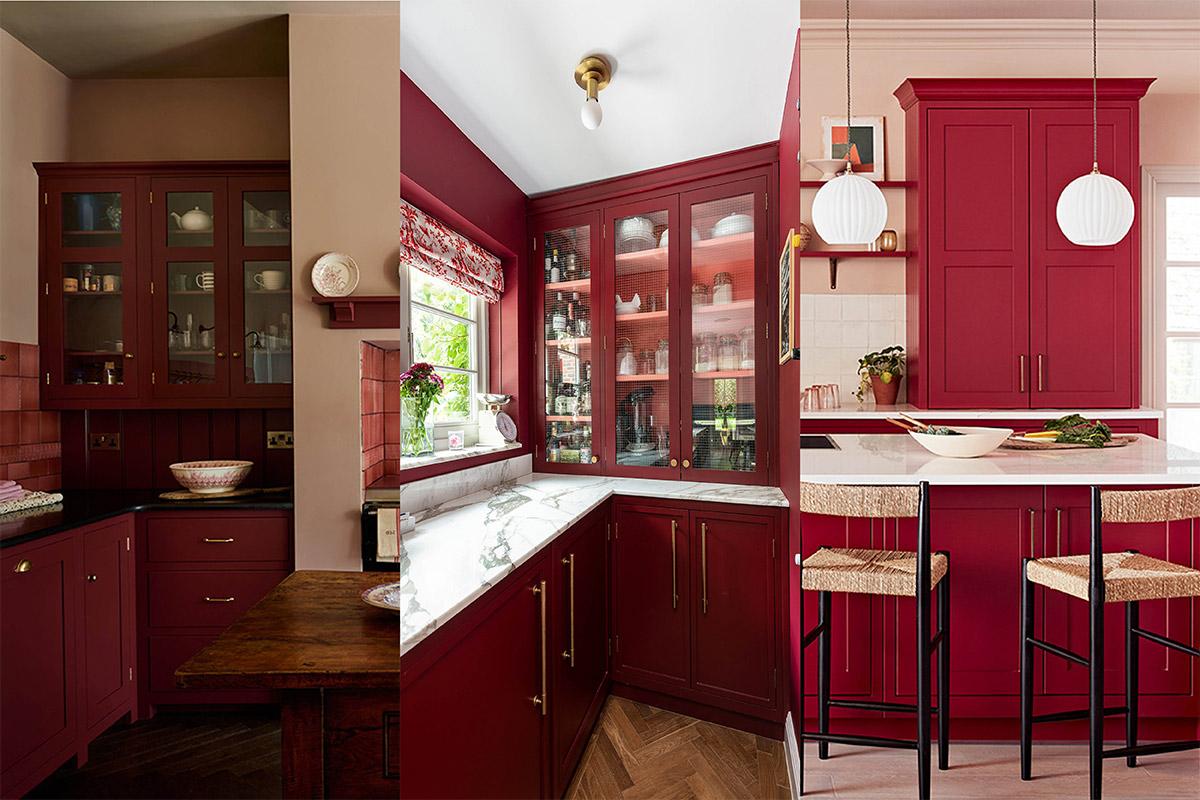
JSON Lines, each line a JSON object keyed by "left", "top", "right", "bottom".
{"left": 897, "top": 79, "right": 1152, "bottom": 410}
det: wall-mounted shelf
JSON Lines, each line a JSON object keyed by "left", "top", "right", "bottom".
{"left": 798, "top": 180, "right": 915, "bottom": 189}
{"left": 310, "top": 295, "right": 400, "bottom": 329}
{"left": 796, "top": 250, "right": 913, "bottom": 290}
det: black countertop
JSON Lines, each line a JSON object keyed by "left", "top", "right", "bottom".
{"left": 0, "top": 490, "right": 293, "bottom": 550}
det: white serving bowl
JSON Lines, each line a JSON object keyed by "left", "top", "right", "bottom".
{"left": 169, "top": 460, "right": 254, "bottom": 494}
{"left": 711, "top": 213, "right": 753, "bottom": 238}
{"left": 908, "top": 426, "right": 1013, "bottom": 459}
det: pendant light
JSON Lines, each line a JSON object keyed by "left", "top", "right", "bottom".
{"left": 811, "top": 0, "right": 887, "bottom": 246}
{"left": 1055, "top": 0, "right": 1134, "bottom": 246}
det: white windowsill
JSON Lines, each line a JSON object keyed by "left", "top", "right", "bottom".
{"left": 398, "top": 442, "right": 522, "bottom": 471}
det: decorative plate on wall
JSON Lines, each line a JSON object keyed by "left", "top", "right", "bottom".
{"left": 311, "top": 252, "right": 360, "bottom": 297}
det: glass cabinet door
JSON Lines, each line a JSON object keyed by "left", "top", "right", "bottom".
{"left": 608, "top": 200, "right": 678, "bottom": 475}
{"left": 540, "top": 217, "right": 599, "bottom": 468}
{"left": 681, "top": 180, "right": 767, "bottom": 481}
{"left": 165, "top": 261, "right": 219, "bottom": 385}
{"left": 241, "top": 260, "right": 292, "bottom": 386}
{"left": 46, "top": 179, "right": 139, "bottom": 398}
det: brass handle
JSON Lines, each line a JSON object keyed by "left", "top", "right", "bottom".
{"left": 670, "top": 520, "right": 679, "bottom": 609}
{"left": 701, "top": 522, "right": 709, "bottom": 614}
{"left": 670, "top": 458, "right": 678, "bottom": 467}
{"left": 203, "top": 596, "right": 235, "bottom": 603}
{"left": 1028, "top": 508, "right": 1036, "bottom": 556}
{"left": 1055, "top": 508, "right": 1062, "bottom": 556}
{"left": 562, "top": 555, "right": 575, "bottom": 667}
{"left": 203, "top": 538, "right": 234, "bottom": 543}
{"left": 1019, "top": 355, "right": 1026, "bottom": 393}
{"left": 125, "top": 352, "right": 134, "bottom": 359}
{"left": 682, "top": 459, "right": 691, "bottom": 469}
{"left": 12, "top": 559, "right": 31, "bottom": 573}
{"left": 531, "top": 580, "right": 547, "bottom": 715}
{"left": 216, "top": 352, "right": 226, "bottom": 358}
{"left": 589, "top": 455, "right": 598, "bottom": 464}
{"left": 86, "top": 574, "right": 98, "bottom": 582}
{"left": 232, "top": 351, "right": 241, "bottom": 359}
{"left": 1037, "top": 354, "right": 1044, "bottom": 392}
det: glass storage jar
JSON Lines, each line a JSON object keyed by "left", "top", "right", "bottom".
{"left": 694, "top": 333, "right": 716, "bottom": 373}
{"left": 739, "top": 326, "right": 756, "bottom": 368}
{"left": 691, "top": 281, "right": 711, "bottom": 306}
{"left": 655, "top": 339, "right": 670, "bottom": 374}
{"left": 717, "top": 335, "right": 739, "bottom": 371}
{"left": 712, "top": 272, "right": 734, "bottom": 305}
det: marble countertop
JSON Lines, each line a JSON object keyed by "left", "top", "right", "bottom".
{"left": 399, "top": 473, "right": 786, "bottom": 654}
{"left": 799, "top": 403, "right": 1163, "bottom": 420}
{"left": 801, "top": 434, "right": 1200, "bottom": 486}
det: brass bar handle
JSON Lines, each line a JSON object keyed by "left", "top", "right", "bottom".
{"left": 531, "top": 580, "right": 547, "bottom": 715}
{"left": 701, "top": 522, "right": 709, "bottom": 614}
{"left": 12, "top": 559, "right": 32, "bottom": 573}
{"left": 561, "top": 555, "right": 575, "bottom": 667}
{"left": 1028, "top": 508, "right": 1036, "bottom": 556}
{"left": 1019, "top": 355, "right": 1026, "bottom": 393}
{"left": 670, "top": 520, "right": 678, "bottom": 609}
{"left": 203, "top": 538, "right": 235, "bottom": 543}
{"left": 1037, "top": 354, "right": 1044, "bottom": 392}
{"left": 1055, "top": 508, "right": 1062, "bottom": 556}
{"left": 203, "top": 596, "right": 235, "bottom": 603}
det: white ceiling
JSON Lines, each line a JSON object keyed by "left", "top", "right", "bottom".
{"left": 800, "top": 0, "right": 1200, "bottom": 20}
{"left": 399, "top": 0, "right": 800, "bottom": 195}
{"left": 0, "top": 1, "right": 395, "bottom": 78}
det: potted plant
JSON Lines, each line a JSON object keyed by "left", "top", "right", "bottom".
{"left": 399, "top": 362, "right": 444, "bottom": 456}
{"left": 855, "top": 345, "right": 905, "bottom": 405}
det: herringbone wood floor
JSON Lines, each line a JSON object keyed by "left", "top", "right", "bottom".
{"left": 566, "top": 696, "right": 791, "bottom": 800}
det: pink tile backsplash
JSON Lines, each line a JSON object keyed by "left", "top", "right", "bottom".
{"left": 361, "top": 342, "right": 400, "bottom": 489}
{"left": 0, "top": 341, "right": 61, "bottom": 492}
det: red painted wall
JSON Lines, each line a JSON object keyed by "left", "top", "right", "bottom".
{"left": 400, "top": 72, "right": 530, "bottom": 477}
{"left": 0, "top": 341, "right": 61, "bottom": 491}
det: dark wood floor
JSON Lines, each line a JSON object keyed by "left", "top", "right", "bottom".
{"left": 28, "top": 710, "right": 281, "bottom": 800}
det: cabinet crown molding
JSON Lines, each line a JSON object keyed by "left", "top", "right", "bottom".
{"left": 894, "top": 78, "right": 1155, "bottom": 110}
{"left": 800, "top": 19, "right": 1200, "bottom": 50}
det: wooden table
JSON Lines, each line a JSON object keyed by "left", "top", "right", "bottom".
{"left": 177, "top": 571, "right": 399, "bottom": 799}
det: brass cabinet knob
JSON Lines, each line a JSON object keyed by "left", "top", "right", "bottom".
{"left": 216, "top": 352, "right": 226, "bottom": 358}
{"left": 232, "top": 351, "right": 241, "bottom": 358}
{"left": 12, "top": 559, "right": 32, "bottom": 573}
{"left": 86, "top": 574, "right": 98, "bottom": 582}
{"left": 670, "top": 458, "right": 678, "bottom": 467}
{"left": 682, "top": 459, "right": 691, "bottom": 468}
{"left": 124, "top": 352, "right": 134, "bottom": 359}
{"left": 590, "top": 455, "right": 598, "bottom": 464}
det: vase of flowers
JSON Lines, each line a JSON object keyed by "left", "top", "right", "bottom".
{"left": 855, "top": 345, "right": 906, "bottom": 405}
{"left": 400, "top": 362, "right": 443, "bottom": 456}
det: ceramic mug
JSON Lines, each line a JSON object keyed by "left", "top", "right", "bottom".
{"left": 195, "top": 272, "right": 216, "bottom": 292}
{"left": 101, "top": 274, "right": 121, "bottom": 292}
{"left": 63, "top": 277, "right": 79, "bottom": 293}
{"left": 254, "top": 270, "right": 287, "bottom": 291}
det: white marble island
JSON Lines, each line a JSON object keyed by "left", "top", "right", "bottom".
{"left": 801, "top": 434, "right": 1200, "bottom": 486}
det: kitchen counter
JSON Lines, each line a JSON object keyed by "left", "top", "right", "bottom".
{"left": 0, "top": 489, "right": 294, "bottom": 549}
{"left": 799, "top": 403, "right": 1163, "bottom": 420}
{"left": 401, "top": 473, "right": 787, "bottom": 654}
{"left": 801, "top": 433, "right": 1200, "bottom": 485}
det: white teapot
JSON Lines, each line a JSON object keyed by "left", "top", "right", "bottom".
{"left": 171, "top": 206, "right": 213, "bottom": 231}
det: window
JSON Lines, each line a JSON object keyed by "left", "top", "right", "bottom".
{"left": 1148, "top": 169, "right": 1200, "bottom": 452}
{"left": 399, "top": 265, "right": 488, "bottom": 440}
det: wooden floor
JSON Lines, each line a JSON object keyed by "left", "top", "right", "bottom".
{"left": 28, "top": 710, "right": 281, "bottom": 799}
{"left": 568, "top": 697, "right": 1200, "bottom": 800}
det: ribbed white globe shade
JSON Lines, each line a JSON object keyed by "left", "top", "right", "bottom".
{"left": 1056, "top": 170, "right": 1135, "bottom": 246}
{"left": 580, "top": 98, "right": 603, "bottom": 130}
{"left": 811, "top": 172, "right": 888, "bottom": 245}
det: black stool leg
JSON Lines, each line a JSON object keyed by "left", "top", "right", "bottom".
{"left": 1020, "top": 559, "right": 1034, "bottom": 781}
{"left": 917, "top": 582, "right": 932, "bottom": 798}
{"left": 937, "top": 555, "right": 950, "bottom": 770}
{"left": 1125, "top": 601, "right": 1139, "bottom": 768}
{"left": 798, "top": 591, "right": 805, "bottom": 796}
{"left": 1089, "top": 489, "right": 1105, "bottom": 800}
{"left": 817, "top": 591, "right": 832, "bottom": 760}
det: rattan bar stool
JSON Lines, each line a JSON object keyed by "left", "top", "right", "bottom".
{"left": 1020, "top": 485, "right": 1200, "bottom": 800}
{"left": 796, "top": 481, "right": 949, "bottom": 800}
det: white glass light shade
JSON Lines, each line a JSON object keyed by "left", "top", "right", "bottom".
{"left": 580, "top": 97, "right": 602, "bottom": 130}
{"left": 811, "top": 172, "right": 888, "bottom": 245}
{"left": 1056, "top": 170, "right": 1135, "bottom": 246}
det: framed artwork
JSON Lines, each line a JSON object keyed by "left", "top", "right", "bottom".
{"left": 822, "top": 115, "right": 885, "bottom": 181}
{"left": 778, "top": 229, "right": 800, "bottom": 365}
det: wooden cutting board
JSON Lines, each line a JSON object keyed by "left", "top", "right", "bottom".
{"left": 1000, "top": 435, "right": 1138, "bottom": 451}
{"left": 158, "top": 486, "right": 290, "bottom": 501}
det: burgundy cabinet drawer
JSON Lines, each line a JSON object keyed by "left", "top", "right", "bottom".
{"left": 146, "top": 516, "right": 290, "bottom": 563}
{"left": 147, "top": 570, "right": 287, "bottom": 629}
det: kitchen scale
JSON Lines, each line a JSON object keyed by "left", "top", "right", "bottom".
{"left": 477, "top": 393, "right": 517, "bottom": 445}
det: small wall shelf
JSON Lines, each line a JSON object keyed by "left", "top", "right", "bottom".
{"left": 799, "top": 180, "right": 915, "bottom": 189}
{"left": 310, "top": 295, "right": 400, "bottom": 329}
{"left": 796, "top": 250, "right": 913, "bottom": 290}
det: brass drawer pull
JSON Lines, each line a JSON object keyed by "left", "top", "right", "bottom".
{"left": 670, "top": 520, "right": 679, "bottom": 609}
{"left": 1055, "top": 508, "right": 1063, "bottom": 556}
{"left": 1019, "top": 355, "right": 1026, "bottom": 393}
{"left": 12, "top": 559, "right": 32, "bottom": 573}
{"left": 203, "top": 538, "right": 235, "bottom": 543}
{"left": 203, "top": 596, "right": 236, "bottom": 603}
{"left": 701, "top": 522, "right": 709, "bottom": 614}
{"left": 531, "top": 580, "right": 547, "bottom": 715}
{"left": 562, "top": 554, "right": 576, "bottom": 667}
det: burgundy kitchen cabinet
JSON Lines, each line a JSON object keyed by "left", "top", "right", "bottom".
{"left": 896, "top": 79, "right": 1152, "bottom": 410}
{"left": 549, "top": 507, "right": 609, "bottom": 798}
{"left": 400, "top": 554, "right": 549, "bottom": 800}
{"left": 611, "top": 501, "right": 691, "bottom": 690}
{"left": 35, "top": 161, "right": 291, "bottom": 410}
{"left": 691, "top": 509, "right": 778, "bottom": 711}
{"left": 0, "top": 534, "right": 78, "bottom": 800}
{"left": 78, "top": 515, "right": 136, "bottom": 742}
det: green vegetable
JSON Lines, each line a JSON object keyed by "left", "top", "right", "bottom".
{"left": 1044, "top": 414, "right": 1112, "bottom": 447}
{"left": 921, "top": 425, "right": 963, "bottom": 436}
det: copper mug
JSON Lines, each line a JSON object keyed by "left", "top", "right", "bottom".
{"left": 876, "top": 230, "right": 899, "bottom": 252}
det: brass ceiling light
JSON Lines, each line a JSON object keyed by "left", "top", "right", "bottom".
{"left": 575, "top": 55, "right": 612, "bottom": 130}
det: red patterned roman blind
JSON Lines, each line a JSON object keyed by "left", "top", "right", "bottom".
{"left": 399, "top": 200, "right": 504, "bottom": 303}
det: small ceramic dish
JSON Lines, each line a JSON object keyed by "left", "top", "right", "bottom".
{"left": 312, "top": 252, "right": 360, "bottom": 297}
{"left": 711, "top": 213, "right": 754, "bottom": 238}
{"left": 361, "top": 581, "right": 401, "bottom": 612}
{"left": 169, "top": 460, "right": 254, "bottom": 494}
{"left": 909, "top": 426, "right": 1013, "bottom": 459}
{"left": 658, "top": 227, "right": 701, "bottom": 248}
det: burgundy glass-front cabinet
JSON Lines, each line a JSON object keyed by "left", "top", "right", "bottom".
{"left": 531, "top": 149, "right": 777, "bottom": 485}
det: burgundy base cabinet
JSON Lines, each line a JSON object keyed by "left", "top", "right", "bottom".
{"left": 612, "top": 498, "right": 786, "bottom": 730}
{"left": 0, "top": 515, "right": 135, "bottom": 800}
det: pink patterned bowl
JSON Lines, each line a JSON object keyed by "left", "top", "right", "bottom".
{"left": 169, "top": 460, "right": 253, "bottom": 494}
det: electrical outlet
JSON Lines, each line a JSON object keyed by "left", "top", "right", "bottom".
{"left": 267, "top": 430, "right": 294, "bottom": 449}
{"left": 89, "top": 432, "right": 121, "bottom": 450}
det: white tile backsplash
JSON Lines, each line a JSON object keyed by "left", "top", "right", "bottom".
{"left": 799, "top": 293, "right": 907, "bottom": 405}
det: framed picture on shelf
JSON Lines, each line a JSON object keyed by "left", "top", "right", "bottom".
{"left": 821, "top": 115, "right": 885, "bottom": 181}
{"left": 778, "top": 229, "right": 800, "bottom": 365}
